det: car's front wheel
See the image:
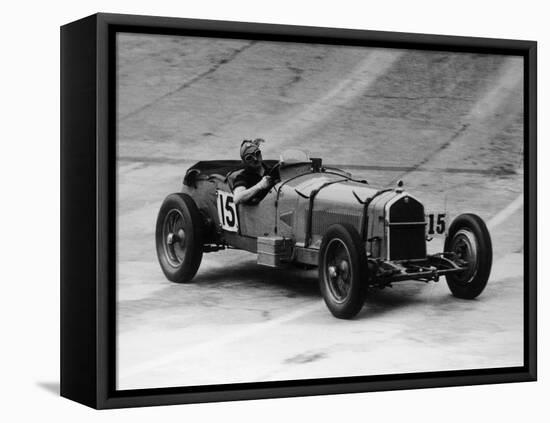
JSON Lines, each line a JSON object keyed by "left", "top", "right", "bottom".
{"left": 444, "top": 213, "right": 492, "bottom": 299}
{"left": 155, "top": 193, "right": 204, "bottom": 283}
{"left": 319, "top": 224, "right": 368, "bottom": 319}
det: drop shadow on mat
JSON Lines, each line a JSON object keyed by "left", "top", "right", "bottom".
{"left": 36, "top": 381, "right": 60, "bottom": 396}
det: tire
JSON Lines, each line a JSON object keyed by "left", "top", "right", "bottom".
{"left": 444, "top": 213, "right": 492, "bottom": 299}
{"left": 319, "top": 223, "right": 368, "bottom": 319}
{"left": 155, "top": 193, "right": 204, "bottom": 283}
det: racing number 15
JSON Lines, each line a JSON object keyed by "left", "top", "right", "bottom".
{"left": 427, "top": 213, "right": 446, "bottom": 235}
{"left": 217, "top": 191, "right": 238, "bottom": 232}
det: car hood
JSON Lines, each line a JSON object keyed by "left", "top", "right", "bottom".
{"left": 286, "top": 173, "right": 379, "bottom": 205}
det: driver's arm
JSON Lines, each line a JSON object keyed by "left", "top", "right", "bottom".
{"left": 234, "top": 176, "right": 271, "bottom": 205}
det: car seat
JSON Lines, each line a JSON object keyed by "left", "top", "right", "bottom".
{"left": 226, "top": 168, "right": 246, "bottom": 193}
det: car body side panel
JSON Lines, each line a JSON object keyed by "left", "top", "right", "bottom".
{"left": 276, "top": 173, "right": 342, "bottom": 245}
{"left": 311, "top": 182, "right": 378, "bottom": 248}
{"left": 237, "top": 187, "right": 279, "bottom": 238}
{"left": 181, "top": 177, "right": 221, "bottom": 226}
{"left": 276, "top": 182, "right": 300, "bottom": 239}
{"left": 181, "top": 168, "right": 281, "bottom": 245}
{"left": 366, "top": 190, "right": 398, "bottom": 259}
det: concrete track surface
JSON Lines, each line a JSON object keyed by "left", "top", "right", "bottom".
{"left": 115, "top": 34, "right": 525, "bottom": 390}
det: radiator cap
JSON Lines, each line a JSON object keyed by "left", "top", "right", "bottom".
{"left": 396, "top": 180, "right": 404, "bottom": 193}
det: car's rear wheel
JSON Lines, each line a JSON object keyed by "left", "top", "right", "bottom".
{"left": 155, "top": 193, "right": 204, "bottom": 283}
{"left": 444, "top": 213, "right": 492, "bottom": 299}
{"left": 319, "top": 224, "right": 368, "bottom": 319}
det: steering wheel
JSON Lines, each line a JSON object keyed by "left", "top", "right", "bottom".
{"left": 268, "top": 160, "right": 282, "bottom": 175}
{"left": 267, "top": 160, "right": 282, "bottom": 184}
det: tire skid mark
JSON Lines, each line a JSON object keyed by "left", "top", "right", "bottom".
{"left": 119, "top": 41, "right": 256, "bottom": 122}
{"left": 283, "top": 351, "right": 326, "bottom": 364}
{"left": 260, "top": 49, "right": 404, "bottom": 147}
{"left": 120, "top": 301, "right": 322, "bottom": 379}
{"left": 118, "top": 162, "right": 144, "bottom": 174}
{"left": 279, "top": 63, "right": 304, "bottom": 97}
{"left": 392, "top": 123, "right": 470, "bottom": 182}
{"left": 361, "top": 94, "right": 473, "bottom": 102}
{"left": 117, "top": 34, "right": 191, "bottom": 73}
{"left": 392, "top": 57, "right": 523, "bottom": 184}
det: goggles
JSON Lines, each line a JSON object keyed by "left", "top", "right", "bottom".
{"left": 244, "top": 150, "right": 262, "bottom": 163}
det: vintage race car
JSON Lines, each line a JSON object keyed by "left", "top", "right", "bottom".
{"left": 155, "top": 150, "right": 492, "bottom": 319}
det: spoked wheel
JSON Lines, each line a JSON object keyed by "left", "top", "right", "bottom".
{"left": 155, "top": 193, "right": 204, "bottom": 283}
{"left": 445, "top": 213, "right": 492, "bottom": 299}
{"left": 319, "top": 224, "right": 368, "bottom": 319}
{"left": 162, "top": 209, "right": 188, "bottom": 267}
{"left": 325, "top": 240, "right": 353, "bottom": 303}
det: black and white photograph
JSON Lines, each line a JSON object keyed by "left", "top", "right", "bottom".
{"left": 4, "top": 0, "right": 548, "bottom": 419}
{"left": 115, "top": 31, "right": 526, "bottom": 390}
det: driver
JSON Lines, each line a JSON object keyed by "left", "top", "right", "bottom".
{"left": 233, "top": 138, "right": 274, "bottom": 205}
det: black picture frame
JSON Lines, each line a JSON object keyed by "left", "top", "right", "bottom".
{"left": 60, "top": 12, "right": 537, "bottom": 409}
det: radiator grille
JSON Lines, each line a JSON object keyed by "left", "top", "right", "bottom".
{"left": 389, "top": 224, "right": 426, "bottom": 260}
{"left": 390, "top": 195, "right": 424, "bottom": 222}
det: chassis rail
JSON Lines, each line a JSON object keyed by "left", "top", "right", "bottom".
{"left": 371, "top": 253, "right": 467, "bottom": 285}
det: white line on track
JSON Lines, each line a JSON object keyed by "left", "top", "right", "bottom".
{"left": 264, "top": 49, "right": 404, "bottom": 145}
{"left": 118, "top": 162, "right": 143, "bottom": 174}
{"left": 487, "top": 194, "right": 524, "bottom": 230}
{"left": 466, "top": 57, "right": 523, "bottom": 122}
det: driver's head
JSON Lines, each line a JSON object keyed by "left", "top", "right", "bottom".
{"left": 240, "top": 138, "right": 264, "bottom": 170}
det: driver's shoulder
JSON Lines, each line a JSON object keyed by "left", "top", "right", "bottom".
{"left": 233, "top": 168, "right": 259, "bottom": 189}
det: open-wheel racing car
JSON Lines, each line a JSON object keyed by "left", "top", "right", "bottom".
{"left": 155, "top": 150, "right": 492, "bottom": 319}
